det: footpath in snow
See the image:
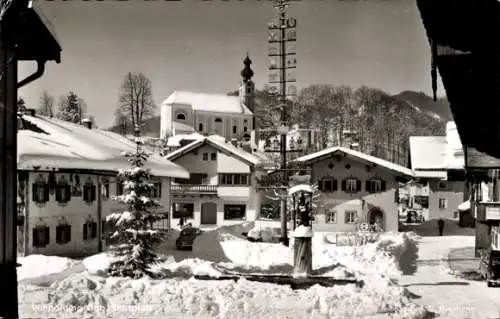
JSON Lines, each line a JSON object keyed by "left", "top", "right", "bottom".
{"left": 399, "top": 220, "right": 500, "bottom": 319}
{"left": 17, "top": 222, "right": 430, "bottom": 318}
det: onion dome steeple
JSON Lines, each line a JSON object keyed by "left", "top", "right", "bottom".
{"left": 240, "top": 54, "right": 254, "bottom": 83}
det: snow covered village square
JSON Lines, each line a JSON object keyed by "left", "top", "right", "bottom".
{"left": 3, "top": 0, "right": 500, "bottom": 318}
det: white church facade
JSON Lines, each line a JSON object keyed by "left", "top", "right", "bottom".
{"left": 160, "top": 56, "right": 256, "bottom": 142}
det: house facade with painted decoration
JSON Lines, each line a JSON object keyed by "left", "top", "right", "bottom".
{"left": 165, "top": 135, "right": 265, "bottom": 227}
{"left": 160, "top": 56, "right": 256, "bottom": 142}
{"left": 294, "top": 147, "right": 414, "bottom": 232}
{"left": 17, "top": 111, "right": 189, "bottom": 257}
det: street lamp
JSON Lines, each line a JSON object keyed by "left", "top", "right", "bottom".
{"left": 1, "top": 1, "right": 61, "bottom": 318}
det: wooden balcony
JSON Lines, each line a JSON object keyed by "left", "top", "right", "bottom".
{"left": 475, "top": 202, "right": 500, "bottom": 221}
{"left": 171, "top": 184, "right": 218, "bottom": 194}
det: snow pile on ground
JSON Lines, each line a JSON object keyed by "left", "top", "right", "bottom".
{"left": 18, "top": 255, "right": 78, "bottom": 281}
{"left": 18, "top": 229, "right": 428, "bottom": 318}
{"left": 246, "top": 224, "right": 280, "bottom": 242}
{"left": 21, "top": 271, "right": 429, "bottom": 319}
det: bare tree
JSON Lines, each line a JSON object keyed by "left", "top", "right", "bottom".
{"left": 38, "top": 91, "right": 54, "bottom": 117}
{"left": 114, "top": 108, "right": 131, "bottom": 136}
{"left": 117, "top": 72, "right": 156, "bottom": 132}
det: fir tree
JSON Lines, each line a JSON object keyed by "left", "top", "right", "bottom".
{"left": 106, "top": 135, "right": 165, "bottom": 279}
{"left": 56, "top": 91, "right": 86, "bottom": 124}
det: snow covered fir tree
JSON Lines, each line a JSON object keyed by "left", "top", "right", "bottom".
{"left": 106, "top": 131, "right": 165, "bottom": 279}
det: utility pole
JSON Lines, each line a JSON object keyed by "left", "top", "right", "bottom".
{"left": 266, "top": 0, "right": 298, "bottom": 246}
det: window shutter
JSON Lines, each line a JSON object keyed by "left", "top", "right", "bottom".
{"left": 317, "top": 180, "right": 322, "bottom": 191}
{"left": 356, "top": 180, "right": 361, "bottom": 192}
{"left": 333, "top": 179, "right": 338, "bottom": 191}
{"left": 381, "top": 180, "right": 386, "bottom": 191}
{"left": 55, "top": 185, "right": 62, "bottom": 202}
{"left": 83, "top": 223, "right": 88, "bottom": 240}
{"left": 365, "top": 180, "right": 371, "bottom": 193}
{"left": 341, "top": 179, "right": 347, "bottom": 191}
{"left": 44, "top": 227, "right": 50, "bottom": 245}
{"left": 32, "top": 229, "right": 38, "bottom": 247}
{"left": 32, "top": 184, "right": 39, "bottom": 202}
{"left": 43, "top": 184, "right": 50, "bottom": 201}
{"left": 65, "top": 184, "right": 71, "bottom": 201}
{"left": 344, "top": 212, "right": 348, "bottom": 223}
{"left": 91, "top": 185, "right": 97, "bottom": 201}
{"left": 56, "top": 226, "right": 61, "bottom": 243}
{"left": 157, "top": 184, "right": 162, "bottom": 198}
{"left": 66, "top": 225, "right": 72, "bottom": 242}
{"left": 91, "top": 222, "right": 97, "bottom": 238}
{"left": 83, "top": 185, "right": 89, "bottom": 201}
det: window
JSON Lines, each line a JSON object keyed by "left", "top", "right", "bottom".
{"left": 203, "top": 153, "right": 209, "bottom": 161}
{"left": 83, "top": 217, "right": 98, "bottom": 240}
{"left": 224, "top": 204, "right": 246, "bottom": 220}
{"left": 70, "top": 174, "right": 82, "bottom": 197}
{"left": 326, "top": 210, "right": 337, "bottom": 223}
{"left": 56, "top": 221, "right": 71, "bottom": 245}
{"left": 214, "top": 118, "right": 222, "bottom": 123}
{"left": 199, "top": 123, "right": 203, "bottom": 131}
{"left": 83, "top": 178, "right": 97, "bottom": 204}
{"left": 150, "top": 182, "right": 162, "bottom": 198}
{"left": 233, "top": 126, "right": 237, "bottom": 134}
{"left": 101, "top": 178, "right": 110, "bottom": 200}
{"left": 32, "top": 174, "right": 49, "bottom": 204}
{"left": 32, "top": 225, "right": 50, "bottom": 248}
{"left": 318, "top": 178, "right": 337, "bottom": 192}
{"left": 211, "top": 152, "right": 217, "bottom": 161}
{"left": 439, "top": 198, "right": 447, "bottom": 209}
{"left": 345, "top": 211, "right": 357, "bottom": 224}
{"left": 437, "top": 181, "right": 447, "bottom": 190}
{"left": 173, "top": 203, "right": 194, "bottom": 219}
{"left": 244, "top": 119, "right": 248, "bottom": 124}
{"left": 366, "top": 179, "right": 386, "bottom": 193}
{"left": 342, "top": 178, "right": 360, "bottom": 193}
{"left": 176, "top": 113, "right": 186, "bottom": 120}
{"left": 219, "top": 173, "right": 249, "bottom": 186}
{"left": 55, "top": 175, "right": 71, "bottom": 204}
{"left": 116, "top": 179, "right": 124, "bottom": 196}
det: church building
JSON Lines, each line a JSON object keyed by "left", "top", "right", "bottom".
{"left": 160, "top": 56, "right": 256, "bottom": 142}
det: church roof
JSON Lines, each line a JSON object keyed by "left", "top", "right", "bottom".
{"left": 163, "top": 91, "right": 253, "bottom": 115}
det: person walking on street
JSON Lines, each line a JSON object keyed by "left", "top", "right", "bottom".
{"left": 438, "top": 218, "right": 445, "bottom": 236}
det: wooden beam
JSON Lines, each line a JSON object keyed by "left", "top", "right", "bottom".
{"left": 0, "top": 31, "right": 19, "bottom": 318}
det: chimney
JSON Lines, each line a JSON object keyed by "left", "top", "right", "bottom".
{"left": 81, "top": 118, "right": 92, "bottom": 129}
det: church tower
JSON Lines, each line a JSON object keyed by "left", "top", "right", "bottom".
{"left": 239, "top": 54, "right": 255, "bottom": 129}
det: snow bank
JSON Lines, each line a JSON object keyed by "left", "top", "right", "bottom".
{"left": 18, "top": 255, "right": 77, "bottom": 281}
{"left": 18, "top": 229, "right": 427, "bottom": 318}
{"left": 21, "top": 272, "right": 429, "bottom": 319}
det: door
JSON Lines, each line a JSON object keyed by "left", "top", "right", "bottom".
{"left": 201, "top": 202, "right": 217, "bottom": 225}
{"left": 368, "top": 208, "right": 384, "bottom": 231}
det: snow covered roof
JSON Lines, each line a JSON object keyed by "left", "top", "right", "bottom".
{"left": 409, "top": 136, "right": 447, "bottom": 170}
{"left": 18, "top": 115, "right": 189, "bottom": 179}
{"left": 294, "top": 147, "right": 414, "bottom": 178}
{"left": 163, "top": 91, "right": 253, "bottom": 115}
{"left": 173, "top": 121, "right": 195, "bottom": 133}
{"left": 166, "top": 132, "right": 204, "bottom": 147}
{"left": 165, "top": 135, "right": 262, "bottom": 167}
{"left": 409, "top": 134, "right": 464, "bottom": 171}
{"left": 414, "top": 170, "right": 448, "bottom": 179}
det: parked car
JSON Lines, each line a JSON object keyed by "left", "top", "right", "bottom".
{"left": 479, "top": 249, "right": 500, "bottom": 287}
{"left": 175, "top": 227, "right": 201, "bottom": 251}
{"left": 405, "top": 210, "right": 425, "bottom": 224}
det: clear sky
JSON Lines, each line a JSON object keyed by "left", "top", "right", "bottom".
{"left": 19, "top": 0, "right": 445, "bottom": 128}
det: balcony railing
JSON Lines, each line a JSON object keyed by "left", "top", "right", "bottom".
{"left": 171, "top": 184, "right": 218, "bottom": 193}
